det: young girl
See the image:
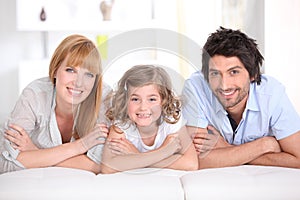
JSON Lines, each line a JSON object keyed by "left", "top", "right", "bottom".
{"left": 101, "top": 65, "right": 198, "bottom": 173}
{"left": 1, "top": 34, "right": 110, "bottom": 174}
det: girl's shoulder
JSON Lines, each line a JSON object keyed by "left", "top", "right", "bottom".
{"left": 160, "top": 116, "right": 186, "bottom": 134}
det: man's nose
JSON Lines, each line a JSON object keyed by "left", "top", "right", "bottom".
{"left": 220, "top": 75, "right": 230, "bottom": 89}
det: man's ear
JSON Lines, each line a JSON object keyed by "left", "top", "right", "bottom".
{"left": 250, "top": 76, "right": 256, "bottom": 82}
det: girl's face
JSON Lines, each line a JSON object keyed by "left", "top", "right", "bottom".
{"left": 55, "top": 57, "right": 96, "bottom": 108}
{"left": 127, "top": 84, "right": 162, "bottom": 128}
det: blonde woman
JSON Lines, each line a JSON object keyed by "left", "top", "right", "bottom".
{"left": 1, "top": 34, "right": 110, "bottom": 174}
{"left": 101, "top": 65, "right": 198, "bottom": 174}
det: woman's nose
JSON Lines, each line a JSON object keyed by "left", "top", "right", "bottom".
{"left": 74, "top": 74, "right": 83, "bottom": 87}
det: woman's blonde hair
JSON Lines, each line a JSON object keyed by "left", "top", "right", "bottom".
{"left": 106, "top": 65, "right": 181, "bottom": 127}
{"left": 49, "top": 34, "right": 102, "bottom": 137}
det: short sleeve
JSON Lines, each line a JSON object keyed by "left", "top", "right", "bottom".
{"left": 270, "top": 91, "right": 300, "bottom": 140}
{"left": 182, "top": 75, "right": 209, "bottom": 128}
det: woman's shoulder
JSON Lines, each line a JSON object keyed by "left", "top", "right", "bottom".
{"left": 24, "top": 77, "right": 53, "bottom": 92}
{"left": 20, "top": 77, "right": 54, "bottom": 100}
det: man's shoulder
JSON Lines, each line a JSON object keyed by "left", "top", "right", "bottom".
{"left": 254, "top": 74, "right": 285, "bottom": 94}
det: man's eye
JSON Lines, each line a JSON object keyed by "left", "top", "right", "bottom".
{"left": 210, "top": 71, "right": 219, "bottom": 77}
{"left": 231, "top": 70, "right": 239, "bottom": 75}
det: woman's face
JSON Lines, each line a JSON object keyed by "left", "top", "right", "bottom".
{"left": 55, "top": 57, "right": 96, "bottom": 108}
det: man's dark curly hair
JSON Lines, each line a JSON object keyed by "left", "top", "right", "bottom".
{"left": 202, "top": 27, "right": 264, "bottom": 84}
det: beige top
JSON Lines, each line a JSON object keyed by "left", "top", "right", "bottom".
{"left": 0, "top": 77, "right": 111, "bottom": 170}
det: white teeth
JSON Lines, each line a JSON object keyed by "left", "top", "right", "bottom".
{"left": 137, "top": 113, "right": 151, "bottom": 117}
{"left": 69, "top": 88, "right": 82, "bottom": 95}
{"left": 221, "top": 90, "right": 235, "bottom": 96}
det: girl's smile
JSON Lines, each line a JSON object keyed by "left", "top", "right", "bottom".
{"left": 127, "top": 84, "right": 162, "bottom": 130}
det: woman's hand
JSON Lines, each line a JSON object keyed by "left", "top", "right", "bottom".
{"left": 107, "top": 138, "right": 140, "bottom": 155}
{"left": 5, "top": 124, "right": 38, "bottom": 151}
{"left": 79, "top": 123, "right": 109, "bottom": 152}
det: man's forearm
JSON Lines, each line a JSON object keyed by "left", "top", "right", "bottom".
{"left": 199, "top": 137, "right": 278, "bottom": 169}
{"left": 249, "top": 152, "right": 300, "bottom": 168}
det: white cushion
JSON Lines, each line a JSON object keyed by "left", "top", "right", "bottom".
{"left": 0, "top": 167, "right": 185, "bottom": 200}
{"left": 181, "top": 165, "right": 300, "bottom": 200}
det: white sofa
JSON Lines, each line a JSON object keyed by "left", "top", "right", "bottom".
{"left": 0, "top": 165, "right": 300, "bottom": 200}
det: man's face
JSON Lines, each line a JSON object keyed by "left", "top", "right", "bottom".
{"left": 208, "top": 55, "right": 253, "bottom": 113}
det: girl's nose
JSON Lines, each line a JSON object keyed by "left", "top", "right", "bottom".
{"left": 139, "top": 100, "right": 148, "bottom": 110}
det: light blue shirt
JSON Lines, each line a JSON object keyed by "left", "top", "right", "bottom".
{"left": 182, "top": 71, "right": 300, "bottom": 145}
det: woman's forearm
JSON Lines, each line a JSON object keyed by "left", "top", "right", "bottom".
{"left": 56, "top": 154, "right": 101, "bottom": 174}
{"left": 17, "top": 140, "right": 84, "bottom": 168}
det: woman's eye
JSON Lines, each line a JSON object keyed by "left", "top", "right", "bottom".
{"left": 86, "top": 73, "right": 95, "bottom": 78}
{"left": 66, "top": 68, "right": 75, "bottom": 73}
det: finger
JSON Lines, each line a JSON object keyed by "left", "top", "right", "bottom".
{"left": 193, "top": 132, "right": 210, "bottom": 140}
{"left": 4, "top": 133, "right": 19, "bottom": 145}
{"left": 8, "top": 124, "right": 25, "bottom": 135}
{"left": 193, "top": 138, "right": 209, "bottom": 145}
{"left": 194, "top": 143, "right": 213, "bottom": 153}
{"left": 109, "top": 143, "right": 124, "bottom": 152}
{"left": 207, "top": 125, "right": 220, "bottom": 136}
{"left": 5, "top": 129, "right": 17, "bottom": 137}
{"left": 111, "top": 149, "right": 123, "bottom": 155}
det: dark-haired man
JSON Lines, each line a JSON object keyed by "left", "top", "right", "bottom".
{"left": 182, "top": 27, "right": 300, "bottom": 169}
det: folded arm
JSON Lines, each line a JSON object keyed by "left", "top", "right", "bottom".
{"left": 249, "top": 131, "right": 300, "bottom": 168}
{"left": 5, "top": 124, "right": 107, "bottom": 173}
{"left": 101, "top": 126, "right": 187, "bottom": 174}
{"left": 149, "top": 126, "right": 198, "bottom": 170}
{"left": 188, "top": 126, "right": 283, "bottom": 169}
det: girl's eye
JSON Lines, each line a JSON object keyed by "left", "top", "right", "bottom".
{"left": 131, "top": 97, "right": 139, "bottom": 102}
{"left": 149, "top": 98, "right": 157, "bottom": 102}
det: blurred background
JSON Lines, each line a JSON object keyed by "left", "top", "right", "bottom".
{"left": 0, "top": 0, "right": 299, "bottom": 124}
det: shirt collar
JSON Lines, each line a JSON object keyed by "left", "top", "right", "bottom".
{"left": 245, "top": 82, "right": 260, "bottom": 112}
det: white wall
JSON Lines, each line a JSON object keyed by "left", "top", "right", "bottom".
{"left": 265, "top": 0, "right": 300, "bottom": 113}
{"left": 0, "top": 0, "right": 40, "bottom": 123}
{"left": 0, "top": 0, "right": 299, "bottom": 125}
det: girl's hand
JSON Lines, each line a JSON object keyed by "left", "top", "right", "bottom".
{"left": 5, "top": 124, "right": 38, "bottom": 151}
{"left": 161, "top": 133, "right": 182, "bottom": 154}
{"left": 108, "top": 138, "right": 140, "bottom": 155}
{"left": 79, "top": 123, "right": 109, "bottom": 152}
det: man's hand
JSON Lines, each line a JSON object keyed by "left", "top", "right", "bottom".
{"left": 192, "top": 125, "right": 231, "bottom": 155}
{"left": 5, "top": 124, "right": 38, "bottom": 151}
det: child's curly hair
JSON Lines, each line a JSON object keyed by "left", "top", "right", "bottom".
{"left": 106, "top": 65, "right": 181, "bottom": 128}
